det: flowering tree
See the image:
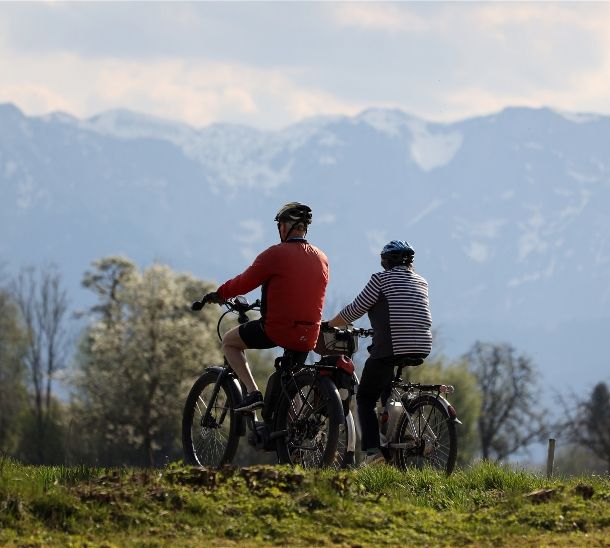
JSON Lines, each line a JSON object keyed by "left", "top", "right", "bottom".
{"left": 74, "top": 257, "right": 222, "bottom": 466}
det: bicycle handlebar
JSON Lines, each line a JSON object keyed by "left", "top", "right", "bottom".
{"left": 322, "top": 325, "right": 373, "bottom": 338}
{"left": 191, "top": 299, "right": 206, "bottom": 311}
{"left": 191, "top": 295, "right": 261, "bottom": 314}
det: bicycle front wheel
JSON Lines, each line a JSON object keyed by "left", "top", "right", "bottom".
{"left": 182, "top": 369, "right": 241, "bottom": 467}
{"left": 396, "top": 395, "right": 457, "bottom": 474}
{"left": 275, "top": 374, "right": 344, "bottom": 468}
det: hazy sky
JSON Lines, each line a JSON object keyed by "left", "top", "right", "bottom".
{"left": 1, "top": 2, "right": 610, "bottom": 129}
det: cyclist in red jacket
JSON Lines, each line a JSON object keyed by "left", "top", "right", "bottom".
{"left": 203, "top": 202, "right": 329, "bottom": 412}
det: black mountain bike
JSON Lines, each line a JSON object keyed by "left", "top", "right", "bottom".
{"left": 182, "top": 295, "right": 345, "bottom": 468}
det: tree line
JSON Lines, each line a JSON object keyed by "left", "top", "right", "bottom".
{"left": 0, "top": 257, "right": 608, "bottom": 472}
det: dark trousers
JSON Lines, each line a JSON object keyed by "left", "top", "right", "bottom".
{"left": 356, "top": 356, "right": 401, "bottom": 452}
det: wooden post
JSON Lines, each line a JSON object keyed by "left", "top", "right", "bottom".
{"left": 546, "top": 438, "right": 556, "bottom": 478}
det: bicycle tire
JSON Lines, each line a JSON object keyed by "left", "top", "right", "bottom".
{"left": 275, "top": 373, "right": 344, "bottom": 468}
{"left": 396, "top": 394, "right": 457, "bottom": 474}
{"left": 182, "top": 369, "right": 241, "bottom": 467}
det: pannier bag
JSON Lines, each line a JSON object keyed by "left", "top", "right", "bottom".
{"left": 314, "top": 328, "right": 359, "bottom": 356}
{"left": 318, "top": 355, "right": 356, "bottom": 391}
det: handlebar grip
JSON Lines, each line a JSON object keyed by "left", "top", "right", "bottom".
{"left": 191, "top": 300, "right": 204, "bottom": 311}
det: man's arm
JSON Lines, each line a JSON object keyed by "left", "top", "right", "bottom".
{"left": 217, "top": 248, "right": 274, "bottom": 300}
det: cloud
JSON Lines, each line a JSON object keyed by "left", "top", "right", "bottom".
{"left": 2, "top": 2, "right": 610, "bottom": 128}
{"left": 236, "top": 219, "right": 264, "bottom": 244}
{"left": 316, "top": 213, "right": 336, "bottom": 225}
{"left": 366, "top": 230, "right": 387, "bottom": 256}
{"left": 0, "top": 45, "right": 364, "bottom": 128}
{"left": 332, "top": 3, "right": 428, "bottom": 33}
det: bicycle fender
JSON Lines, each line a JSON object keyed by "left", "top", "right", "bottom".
{"left": 407, "top": 393, "right": 462, "bottom": 425}
{"left": 345, "top": 410, "right": 357, "bottom": 453}
{"left": 205, "top": 366, "right": 248, "bottom": 436}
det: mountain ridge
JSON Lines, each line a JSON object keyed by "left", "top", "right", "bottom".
{"left": 1, "top": 101, "right": 609, "bottom": 394}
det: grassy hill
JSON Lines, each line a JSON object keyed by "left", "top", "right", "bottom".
{"left": 1, "top": 457, "right": 609, "bottom": 546}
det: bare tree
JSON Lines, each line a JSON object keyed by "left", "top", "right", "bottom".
{"left": 11, "top": 265, "right": 69, "bottom": 463}
{"left": 465, "top": 341, "right": 547, "bottom": 461}
{"left": 563, "top": 382, "right": 610, "bottom": 473}
{"left": 0, "top": 289, "right": 27, "bottom": 454}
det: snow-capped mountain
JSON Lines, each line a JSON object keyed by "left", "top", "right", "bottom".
{"left": 1, "top": 102, "right": 609, "bottom": 394}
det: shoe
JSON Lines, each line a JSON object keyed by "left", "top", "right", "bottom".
{"left": 359, "top": 450, "right": 386, "bottom": 467}
{"left": 235, "top": 391, "right": 264, "bottom": 413}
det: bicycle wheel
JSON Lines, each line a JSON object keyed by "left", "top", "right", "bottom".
{"left": 275, "top": 374, "right": 344, "bottom": 468}
{"left": 182, "top": 369, "right": 241, "bottom": 467}
{"left": 396, "top": 395, "right": 457, "bottom": 474}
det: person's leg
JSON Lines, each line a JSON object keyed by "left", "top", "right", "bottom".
{"left": 222, "top": 326, "right": 258, "bottom": 393}
{"left": 356, "top": 357, "right": 396, "bottom": 452}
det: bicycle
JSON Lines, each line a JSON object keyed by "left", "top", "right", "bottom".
{"left": 182, "top": 295, "right": 346, "bottom": 468}
{"left": 318, "top": 326, "right": 460, "bottom": 474}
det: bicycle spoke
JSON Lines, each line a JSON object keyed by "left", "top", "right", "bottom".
{"left": 289, "top": 384, "right": 316, "bottom": 419}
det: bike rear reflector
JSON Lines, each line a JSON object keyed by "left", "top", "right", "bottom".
{"left": 337, "top": 356, "right": 355, "bottom": 375}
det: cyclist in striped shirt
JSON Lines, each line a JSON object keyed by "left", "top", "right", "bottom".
{"left": 326, "top": 240, "right": 432, "bottom": 464}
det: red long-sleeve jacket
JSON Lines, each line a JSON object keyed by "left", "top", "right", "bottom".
{"left": 217, "top": 239, "right": 329, "bottom": 351}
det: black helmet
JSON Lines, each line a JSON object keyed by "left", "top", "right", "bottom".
{"left": 274, "top": 202, "right": 312, "bottom": 225}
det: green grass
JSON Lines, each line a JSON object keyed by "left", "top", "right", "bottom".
{"left": 1, "top": 456, "right": 609, "bottom": 547}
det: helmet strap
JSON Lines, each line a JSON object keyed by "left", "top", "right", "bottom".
{"left": 278, "top": 220, "right": 307, "bottom": 242}
{"left": 284, "top": 222, "right": 298, "bottom": 241}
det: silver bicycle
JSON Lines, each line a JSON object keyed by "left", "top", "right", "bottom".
{"left": 318, "top": 326, "right": 460, "bottom": 474}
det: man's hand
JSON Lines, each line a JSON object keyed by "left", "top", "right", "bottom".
{"left": 204, "top": 291, "right": 223, "bottom": 304}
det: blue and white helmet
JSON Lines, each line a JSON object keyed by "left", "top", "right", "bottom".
{"left": 381, "top": 240, "right": 415, "bottom": 257}
{"left": 381, "top": 240, "right": 415, "bottom": 270}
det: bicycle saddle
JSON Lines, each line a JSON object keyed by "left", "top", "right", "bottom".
{"left": 396, "top": 356, "right": 425, "bottom": 368}
{"left": 276, "top": 349, "right": 308, "bottom": 370}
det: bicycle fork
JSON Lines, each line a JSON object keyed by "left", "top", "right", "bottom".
{"left": 200, "top": 367, "right": 231, "bottom": 430}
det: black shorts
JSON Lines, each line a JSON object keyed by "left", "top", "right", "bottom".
{"left": 238, "top": 319, "right": 277, "bottom": 349}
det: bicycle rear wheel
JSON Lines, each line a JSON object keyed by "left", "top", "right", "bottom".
{"left": 182, "top": 369, "right": 241, "bottom": 467}
{"left": 275, "top": 374, "right": 344, "bottom": 468}
{"left": 396, "top": 395, "right": 457, "bottom": 474}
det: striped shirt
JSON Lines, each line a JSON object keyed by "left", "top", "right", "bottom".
{"left": 340, "top": 266, "right": 432, "bottom": 359}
